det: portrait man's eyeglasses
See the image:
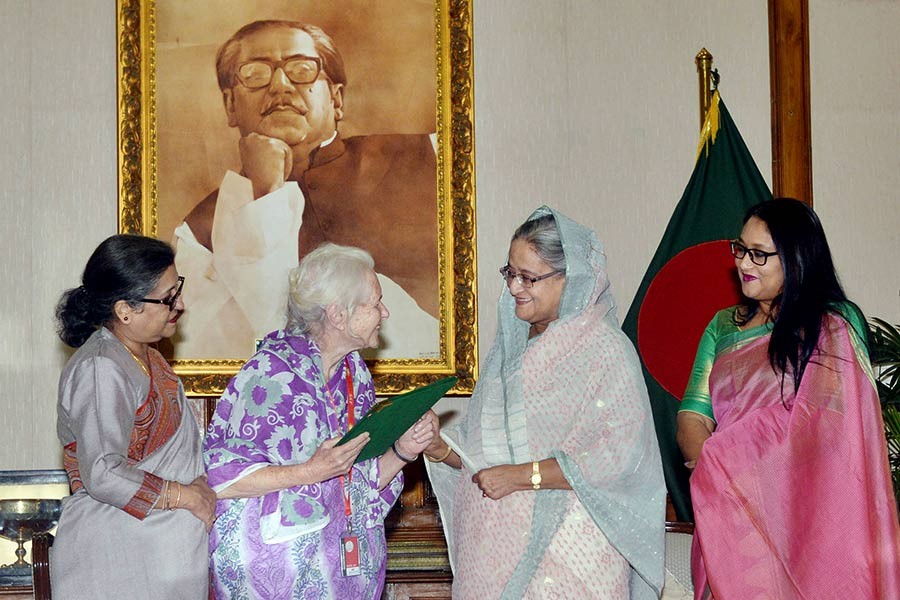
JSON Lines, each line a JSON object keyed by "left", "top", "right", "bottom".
{"left": 730, "top": 241, "right": 778, "bottom": 266}
{"left": 499, "top": 265, "right": 562, "bottom": 289}
{"left": 236, "top": 56, "right": 323, "bottom": 89}
{"left": 141, "top": 276, "right": 185, "bottom": 310}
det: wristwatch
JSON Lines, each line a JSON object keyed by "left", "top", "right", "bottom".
{"left": 531, "top": 461, "right": 542, "bottom": 490}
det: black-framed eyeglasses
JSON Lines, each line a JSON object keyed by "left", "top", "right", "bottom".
{"left": 236, "top": 55, "right": 323, "bottom": 89}
{"left": 141, "top": 276, "right": 184, "bottom": 310}
{"left": 730, "top": 241, "right": 779, "bottom": 266}
{"left": 499, "top": 265, "right": 563, "bottom": 289}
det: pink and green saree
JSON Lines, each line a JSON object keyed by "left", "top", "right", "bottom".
{"left": 681, "top": 306, "right": 900, "bottom": 599}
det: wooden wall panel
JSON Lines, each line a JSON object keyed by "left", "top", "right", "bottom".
{"left": 769, "top": 0, "right": 813, "bottom": 204}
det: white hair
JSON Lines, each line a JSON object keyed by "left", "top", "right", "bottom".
{"left": 286, "top": 243, "right": 375, "bottom": 335}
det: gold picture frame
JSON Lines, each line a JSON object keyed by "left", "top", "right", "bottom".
{"left": 116, "top": 0, "right": 476, "bottom": 396}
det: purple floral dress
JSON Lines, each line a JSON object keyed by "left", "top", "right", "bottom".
{"left": 204, "top": 330, "right": 403, "bottom": 599}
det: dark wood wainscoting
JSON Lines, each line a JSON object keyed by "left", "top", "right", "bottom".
{"left": 383, "top": 459, "right": 453, "bottom": 598}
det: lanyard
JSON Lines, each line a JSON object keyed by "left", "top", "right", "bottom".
{"left": 324, "top": 357, "right": 356, "bottom": 522}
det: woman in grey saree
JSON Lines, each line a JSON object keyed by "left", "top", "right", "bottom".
{"left": 51, "top": 235, "right": 215, "bottom": 599}
{"left": 425, "top": 207, "right": 665, "bottom": 599}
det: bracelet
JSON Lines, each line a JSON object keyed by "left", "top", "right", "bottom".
{"left": 426, "top": 445, "right": 453, "bottom": 463}
{"left": 169, "top": 481, "right": 182, "bottom": 510}
{"left": 392, "top": 442, "right": 417, "bottom": 463}
{"left": 159, "top": 479, "right": 170, "bottom": 511}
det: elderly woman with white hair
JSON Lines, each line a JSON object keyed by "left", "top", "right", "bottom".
{"left": 204, "top": 243, "right": 436, "bottom": 599}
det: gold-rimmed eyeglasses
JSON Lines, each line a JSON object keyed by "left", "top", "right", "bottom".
{"left": 499, "top": 265, "right": 563, "bottom": 289}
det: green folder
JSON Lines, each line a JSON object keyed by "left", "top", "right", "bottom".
{"left": 338, "top": 376, "right": 457, "bottom": 463}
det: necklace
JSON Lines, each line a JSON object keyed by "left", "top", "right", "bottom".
{"left": 123, "top": 343, "right": 151, "bottom": 377}
{"left": 110, "top": 328, "right": 151, "bottom": 377}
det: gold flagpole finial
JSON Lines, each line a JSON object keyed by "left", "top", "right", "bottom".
{"left": 695, "top": 48, "right": 714, "bottom": 129}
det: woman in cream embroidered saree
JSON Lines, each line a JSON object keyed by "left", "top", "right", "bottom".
{"left": 426, "top": 206, "right": 665, "bottom": 599}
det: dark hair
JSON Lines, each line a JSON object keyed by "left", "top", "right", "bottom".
{"left": 56, "top": 235, "right": 175, "bottom": 348}
{"left": 215, "top": 20, "right": 347, "bottom": 92}
{"left": 512, "top": 214, "right": 567, "bottom": 273}
{"left": 735, "top": 198, "right": 848, "bottom": 391}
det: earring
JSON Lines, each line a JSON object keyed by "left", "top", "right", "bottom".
{"left": 123, "top": 316, "right": 129, "bottom": 322}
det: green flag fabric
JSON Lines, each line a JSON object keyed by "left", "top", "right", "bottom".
{"left": 622, "top": 91, "right": 771, "bottom": 521}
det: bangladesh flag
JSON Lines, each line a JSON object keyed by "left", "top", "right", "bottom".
{"left": 622, "top": 90, "right": 771, "bottom": 521}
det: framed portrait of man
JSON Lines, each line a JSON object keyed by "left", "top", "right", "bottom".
{"left": 117, "top": 0, "right": 476, "bottom": 395}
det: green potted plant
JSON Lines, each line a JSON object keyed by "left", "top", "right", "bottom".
{"left": 869, "top": 318, "right": 900, "bottom": 507}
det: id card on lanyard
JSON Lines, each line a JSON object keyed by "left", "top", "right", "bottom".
{"left": 326, "top": 357, "right": 362, "bottom": 577}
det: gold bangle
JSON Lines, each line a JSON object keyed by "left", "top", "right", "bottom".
{"left": 426, "top": 445, "right": 453, "bottom": 463}
{"left": 170, "top": 482, "right": 182, "bottom": 510}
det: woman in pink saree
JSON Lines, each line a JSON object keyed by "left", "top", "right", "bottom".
{"left": 677, "top": 198, "right": 900, "bottom": 599}
{"left": 425, "top": 206, "right": 665, "bottom": 599}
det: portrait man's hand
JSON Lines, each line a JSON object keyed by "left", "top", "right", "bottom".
{"left": 239, "top": 133, "right": 293, "bottom": 200}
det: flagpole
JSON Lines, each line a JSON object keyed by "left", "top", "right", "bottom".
{"left": 695, "top": 48, "right": 714, "bottom": 129}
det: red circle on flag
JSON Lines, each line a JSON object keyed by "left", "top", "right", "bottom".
{"left": 637, "top": 240, "right": 741, "bottom": 400}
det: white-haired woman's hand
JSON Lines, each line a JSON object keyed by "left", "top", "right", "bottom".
{"left": 376, "top": 411, "right": 438, "bottom": 489}
{"left": 395, "top": 410, "right": 438, "bottom": 459}
{"left": 213, "top": 433, "right": 371, "bottom": 500}
{"left": 306, "top": 433, "right": 370, "bottom": 483}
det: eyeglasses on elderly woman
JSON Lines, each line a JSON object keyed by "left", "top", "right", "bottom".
{"left": 140, "top": 276, "right": 185, "bottom": 310}
{"left": 499, "top": 265, "right": 563, "bottom": 289}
